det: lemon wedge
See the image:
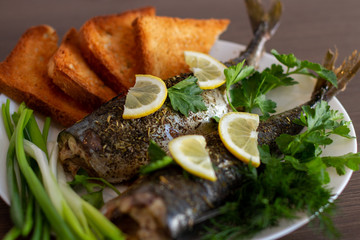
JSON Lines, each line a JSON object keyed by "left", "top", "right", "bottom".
{"left": 218, "top": 112, "right": 260, "bottom": 167}
{"left": 123, "top": 74, "right": 167, "bottom": 119}
{"left": 168, "top": 135, "right": 216, "bottom": 181}
{"left": 184, "top": 51, "right": 227, "bottom": 89}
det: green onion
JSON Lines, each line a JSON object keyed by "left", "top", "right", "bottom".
{"left": 42, "top": 117, "right": 51, "bottom": 143}
{"left": 3, "top": 227, "right": 21, "bottom": 240}
{"left": 24, "top": 139, "right": 96, "bottom": 240}
{"left": 2, "top": 100, "right": 125, "bottom": 239}
{"left": 56, "top": 158, "right": 125, "bottom": 240}
{"left": 6, "top": 135, "right": 24, "bottom": 230}
{"left": 14, "top": 109, "right": 76, "bottom": 239}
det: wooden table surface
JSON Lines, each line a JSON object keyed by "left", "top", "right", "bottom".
{"left": 1, "top": 0, "right": 360, "bottom": 239}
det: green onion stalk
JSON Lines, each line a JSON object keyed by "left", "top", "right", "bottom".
{"left": 1, "top": 100, "right": 125, "bottom": 239}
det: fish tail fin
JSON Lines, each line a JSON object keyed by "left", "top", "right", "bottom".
{"left": 235, "top": 0, "right": 283, "bottom": 67}
{"left": 245, "top": 0, "right": 282, "bottom": 38}
{"left": 311, "top": 49, "right": 360, "bottom": 104}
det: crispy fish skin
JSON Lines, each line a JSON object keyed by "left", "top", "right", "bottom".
{"left": 57, "top": 0, "right": 283, "bottom": 183}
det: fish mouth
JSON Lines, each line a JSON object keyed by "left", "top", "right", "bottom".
{"left": 57, "top": 133, "right": 85, "bottom": 176}
{"left": 104, "top": 192, "right": 171, "bottom": 240}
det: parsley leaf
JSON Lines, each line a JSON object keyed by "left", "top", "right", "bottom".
{"left": 322, "top": 153, "right": 360, "bottom": 175}
{"left": 228, "top": 50, "right": 337, "bottom": 119}
{"left": 277, "top": 101, "right": 354, "bottom": 161}
{"left": 140, "top": 140, "right": 173, "bottom": 174}
{"left": 230, "top": 63, "right": 297, "bottom": 119}
{"left": 69, "top": 169, "right": 121, "bottom": 209}
{"left": 230, "top": 71, "right": 280, "bottom": 119}
{"left": 167, "top": 76, "right": 207, "bottom": 117}
{"left": 271, "top": 49, "right": 337, "bottom": 87}
{"left": 275, "top": 101, "right": 359, "bottom": 186}
{"left": 224, "top": 60, "right": 254, "bottom": 111}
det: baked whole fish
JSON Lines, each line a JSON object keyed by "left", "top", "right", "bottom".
{"left": 57, "top": 0, "right": 282, "bottom": 183}
{"left": 101, "top": 50, "right": 360, "bottom": 240}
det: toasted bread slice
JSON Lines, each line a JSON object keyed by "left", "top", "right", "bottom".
{"left": 133, "top": 16, "right": 230, "bottom": 80}
{"left": 79, "top": 6, "right": 156, "bottom": 93}
{"left": 0, "top": 25, "right": 90, "bottom": 127}
{"left": 48, "top": 28, "right": 117, "bottom": 110}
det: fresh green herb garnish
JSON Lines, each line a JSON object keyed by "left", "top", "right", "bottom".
{"left": 275, "top": 101, "right": 359, "bottom": 184}
{"left": 203, "top": 101, "right": 360, "bottom": 239}
{"left": 224, "top": 60, "right": 255, "bottom": 112}
{"left": 271, "top": 49, "right": 338, "bottom": 87}
{"left": 230, "top": 64, "right": 298, "bottom": 119}
{"left": 227, "top": 50, "right": 337, "bottom": 119}
{"left": 69, "top": 169, "right": 121, "bottom": 209}
{"left": 212, "top": 116, "right": 221, "bottom": 123}
{"left": 168, "top": 76, "right": 207, "bottom": 117}
{"left": 140, "top": 140, "right": 174, "bottom": 174}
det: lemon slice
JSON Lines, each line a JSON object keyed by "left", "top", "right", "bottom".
{"left": 218, "top": 112, "right": 260, "bottom": 167}
{"left": 168, "top": 135, "right": 216, "bottom": 181}
{"left": 123, "top": 74, "right": 167, "bottom": 119}
{"left": 184, "top": 51, "right": 227, "bottom": 89}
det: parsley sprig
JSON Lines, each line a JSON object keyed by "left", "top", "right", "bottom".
{"left": 69, "top": 169, "right": 121, "bottom": 209}
{"left": 227, "top": 50, "right": 337, "bottom": 119}
{"left": 276, "top": 101, "right": 357, "bottom": 184}
{"left": 224, "top": 60, "right": 255, "bottom": 112}
{"left": 203, "top": 101, "right": 360, "bottom": 239}
{"left": 271, "top": 49, "right": 338, "bottom": 87}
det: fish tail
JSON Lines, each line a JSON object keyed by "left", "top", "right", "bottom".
{"left": 311, "top": 49, "right": 360, "bottom": 104}
{"left": 245, "top": 0, "right": 282, "bottom": 37}
{"left": 233, "top": 0, "right": 283, "bottom": 67}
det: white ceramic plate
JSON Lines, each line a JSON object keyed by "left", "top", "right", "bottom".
{"left": 0, "top": 40, "right": 357, "bottom": 239}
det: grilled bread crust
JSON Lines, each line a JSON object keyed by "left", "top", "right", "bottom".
{"left": 79, "top": 6, "right": 156, "bottom": 93}
{"left": 133, "top": 16, "right": 230, "bottom": 80}
{"left": 48, "top": 28, "right": 117, "bottom": 110}
{"left": 0, "top": 25, "right": 90, "bottom": 127}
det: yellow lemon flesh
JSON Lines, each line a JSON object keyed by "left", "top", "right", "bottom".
{"left": 218, "top": 112, "right": 260, "bottom": 167}
{"left": 123, "top": 74, "right": 167, "bottom": 119}
{"left": 168, "top": 135, "right": 216, "bottom": 181}
{"left": 184, "top": 51, "right": 227, "bottom": 90}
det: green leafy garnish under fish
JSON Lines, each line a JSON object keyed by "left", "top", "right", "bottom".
{"left": 69, "top": 169, "right": 121, "bottom": 209}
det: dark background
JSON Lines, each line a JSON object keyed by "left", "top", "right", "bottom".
{"left": 0, "top": 0, "right": 360, "bottom": 239}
